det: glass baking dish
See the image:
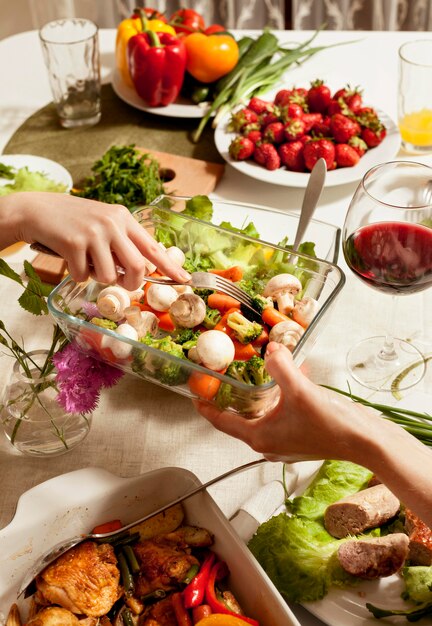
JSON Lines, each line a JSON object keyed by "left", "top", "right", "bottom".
{"left": 48, "top": 196, "right": 345, "bottom": 418}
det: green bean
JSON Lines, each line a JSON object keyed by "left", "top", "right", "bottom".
{"left": 117, "top": 551, "right": 134, "bottom": 595}
{"left": 123, "top": 545, "right": 140, "bottom": 575}
{"left": 121, "top": 607, "right": 135, "bottom": 626}
{"left": 182, "top": 563, "right": 200, "bottom": 584}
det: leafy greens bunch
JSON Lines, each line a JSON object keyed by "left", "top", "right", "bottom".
{"left": 72, "top": 145, "right": 164, "bottom": 211}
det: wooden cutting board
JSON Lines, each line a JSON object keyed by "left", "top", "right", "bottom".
{"left": 31, "top": 149, "right": 225, "bottom": 283}
{"left": 137, "top": 147, "right": 225, "bottom": 196}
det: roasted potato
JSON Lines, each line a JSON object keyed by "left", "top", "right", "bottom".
{"left": 131, "top": 503, "right": 184, "bottom": 540}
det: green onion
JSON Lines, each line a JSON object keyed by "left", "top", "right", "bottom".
{"left": 323, "top": 383, "right": 432, "bottom": 447}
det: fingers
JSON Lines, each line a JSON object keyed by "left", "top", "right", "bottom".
{"left": 192, "top": 400, "right": 256, "bottom": 444}
{"left": 264, "top": 342, "right": 300, "bottom": 389}
{"left": 130, "top": 227, "right": 191, "bottom": 283}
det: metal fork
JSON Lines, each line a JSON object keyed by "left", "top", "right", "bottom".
{"left": 144, "top": 272, "right": 257, "bottom": 312}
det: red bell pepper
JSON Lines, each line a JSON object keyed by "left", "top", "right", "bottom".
{"left": 183, "top": 551, "right": 216, "bottom": 609}
{"left": 205, "top": 561, "right": 260, "bottom": 626}
{"left": 127, "top": 30, "right": 186, "bottom": 107}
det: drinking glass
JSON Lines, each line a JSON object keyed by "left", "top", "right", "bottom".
{"left": 342, "top": 161, "right": 432, "bottom": 391}
{"left": 398, "top": 40, "right": 432, "bottom": 154}
{"left": 39, "top": 18, "right": 101, "bottom": 128}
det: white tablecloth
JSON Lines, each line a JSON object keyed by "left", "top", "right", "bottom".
{"left": 0, "top": 27, "right": 431, "bottom": 626}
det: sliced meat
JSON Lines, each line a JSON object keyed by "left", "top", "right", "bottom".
{"left": 405, "top": 508, "right": 432, "bottom": 565}
{"left": 337, "top": 533, "right": 409, "bottom": 579}
{"left": 324, "top": 484, "right": 400, "bottom": 538}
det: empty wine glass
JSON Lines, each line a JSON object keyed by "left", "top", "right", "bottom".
{"left": 342, "top": 160, "right": 432, "bottom": 391}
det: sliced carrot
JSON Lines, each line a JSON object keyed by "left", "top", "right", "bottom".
{"left": 92, "top": 519, "right": 123, "bottom": 534}
{"left": 253, "top": 325, "right": 269, "bottom": 347}
{"left": 144, "top": 272, "right": 163, "bottom": 299}
{"left": 157, "top": 311, "right": 176, "bottom": 332}
{"left": 188, "top": 371, "right": 221, "bottom": 400}
{"left": 208, "top": 293, "right": 241, "bottom": 313}
{"left": 233, "top": 340, "right": 259, "bottom": 361}
{"left": 208, "top": 266, "right": 243, "bottom": 282}
{"left": 262, "top": 307, "right": 291, "bottom": 327}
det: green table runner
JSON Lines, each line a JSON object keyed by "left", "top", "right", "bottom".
{"left": 4, "top": 83, "right": 223, "bottom": 186}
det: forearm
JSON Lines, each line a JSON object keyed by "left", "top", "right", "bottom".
{"left": 345, "top": 412, "right": 432, "bottom": 526}
{"left": 0, "top": 193, "right": 26, "bottom": 249}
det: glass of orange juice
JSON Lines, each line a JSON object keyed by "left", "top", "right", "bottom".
{"left": 398, "top": 40, "right": 432, "bottom": 153}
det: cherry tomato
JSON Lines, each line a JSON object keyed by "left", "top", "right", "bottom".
{"left": 132, "top": 7, "right": 167, "bottom": 22}
{"left": 170, "top": 8, "right": 205, "bottom": 34}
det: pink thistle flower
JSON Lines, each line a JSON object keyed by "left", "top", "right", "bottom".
{"left": 53, "top": 342, "right": 123, "bottom": 414}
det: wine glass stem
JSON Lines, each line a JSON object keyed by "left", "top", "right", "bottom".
{"left": 378, "top": 295, "right": 398, "bottom": 362}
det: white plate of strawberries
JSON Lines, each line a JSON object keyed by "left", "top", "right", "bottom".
{"left": 214, "top": 81, "right": 401, "bottom": 188}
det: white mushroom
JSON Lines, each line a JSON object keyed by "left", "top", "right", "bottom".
{"left": 169, "top": 293, "right": 206, "bottom": 328}
{"left": 196, "top": 330, "right": 235, "bottom": 371}
{"left": 146, "top": 284, "right": 179, "bottom": 312}
{"left": 269, "top": 320, "right": 304, "bottom": 352}
{"left": 263, "top": 274, "right": 302, "bottom": 315}
{"left": 188, "top": 345, "right": 201, "bottom": 363}
{"left": 126, "top": 285, "right": 145, "bottom": 301}
{"left": 97, "top": 285, "right": 131, "bottom": 321}
{"left": 172, "top": 284, "right": 194, "bottom": 295}
{"left": 124, "top": 305, "right": 159, "bottom": 339}
{"left": 101, "top": 322, "right": 138, "bottom": 359}
{"left": 165, "top": 246, "right": 186, "bottom": 267}
{"left": 292, "top": 296, "right": 320, "bottom": 329}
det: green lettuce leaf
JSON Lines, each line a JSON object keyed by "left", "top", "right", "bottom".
{"left": 403, "top": 566, "right": 432, "bottom": 604}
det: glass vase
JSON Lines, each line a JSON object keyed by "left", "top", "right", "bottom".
{"left": 1, "top": 350, "right": 91, "bottom": 457}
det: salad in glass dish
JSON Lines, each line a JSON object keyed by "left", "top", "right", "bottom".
{"left": 48, "top": 196, "right": 345, "bottom": 418}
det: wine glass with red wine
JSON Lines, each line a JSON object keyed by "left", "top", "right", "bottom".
{"left": 342, "top": 160, "right": 432, "bottom": 391}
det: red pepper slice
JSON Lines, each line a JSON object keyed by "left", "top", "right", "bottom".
{"left": 205, "top": 561, "right": 260, "bottom": 626}
{"left": 127, "top": 31, "right": 186, "bottom": 107}
{"left": 183, "top": 551, "right": 216, "bottom": 609}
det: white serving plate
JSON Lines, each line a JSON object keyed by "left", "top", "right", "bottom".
{"left": 214, "top": 108, "right": 401, "bottom": 189}
{"left": 0, "top": 467, "right": 300, "bottom": 626}
{"left": 0, "top": 154, "right": 73, "bottom": 192}
{"left": 112, "top": 69, "right": 209, "bottom": 118}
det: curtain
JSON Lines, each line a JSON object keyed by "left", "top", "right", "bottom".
{"left": 28, "top": 0, "right": 286, "bottom": 30}
{"left": 291, "top": 0, "right": 432, "bottom": 30}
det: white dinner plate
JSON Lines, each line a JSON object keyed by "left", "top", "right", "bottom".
{"left": 0, "top": 467, "right": 299, "bottom": 625}
{"left": 267, "top": 462, "right": 432, "bottom": 626}
{"left": 111, "top": 68, "right": 209, "bottom": 118}
{"left": 214, "top": 108, "right": 401, "bottom": 188}
{"left": 0, "top": 154, "right": 73, "bottom": 192}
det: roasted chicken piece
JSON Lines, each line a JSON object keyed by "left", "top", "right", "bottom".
{"left": 141, "top": 596, "right": 178, "bottom": 626}
{"left": 405, "top": 508, "right": 432, "bottom": 565}
{"left": 134, "top": 526, "right": 212, "bottom": 596}
{"left": 35, "top": 541, "right": 121, "bottom": 617}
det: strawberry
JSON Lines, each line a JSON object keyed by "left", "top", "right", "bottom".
{"left": 229, "top": 136, "right": 254, "bottom": 160}
{"left": 274, "top": 89, "right": 293, "bottom": 107}
{"left": 348, "top": 135, "right": 368, "bottom": 157}
{"left": 229, "top": 108, "right": 258, "bottom": 132}
{"left": 243, "top": 128, "right": 262, "bottom": 144}
{"left": 259, "top": 110, "right": 280, "bottom": 128}
{"left": 280, "top": 102, "right": 304, "bottom": 121}
{"left": 248, "top": 97, "right": 272, "bottom": 115}
{"left": 327, "top": 99, "right": 344, "bottom": 116}
{"left": 307, "top": 79, "right": 332, "bottom": 113}
{"left": 333, "top": 86, "right": 363, "bottom": 113}
{"left": 303, "top": 139, "right": 336, "bottom": 171}
{"left": 263, "top": 121, "right": 285, "bottom": 144}
{"left": 361, "top": 126, "right": 387, "bottom": 147}
{"left": 335, "top": 143, "right": 360, "bottom": 167}
{"left": 278, "top": 141, "right": 305, "bottom": 172}
{"left": 283, "top": 117, "right": 306, "bottom": 141}
{"left": 311, "top": 115, "right": 331, "bottom": 137}
{"left": 253, "top": 142, "right": 281, "bottom": 170}
{"left": 302, "top": 112, "right": 323, "bottom": 133}
{"left": 330, "top": 113, "right": 361, "bottom": 143}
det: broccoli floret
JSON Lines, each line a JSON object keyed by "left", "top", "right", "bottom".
{"left": 90, "top": 317, "right": 118, "bottom": 330}
{"left": 245, "top": 355, "right": 272, "bottom": 386}
{"left": 202, "top": 306, "right": 222, "bottom": 330}
{"left": 174, "top": 328, "right": 201, "bottom": 351}
{"left": 226, "top": 310, "right": 263, "bottom": 344}
{"left": 193, "top": 288, "right": 213, "bottom": 303}
{"left": 133, "top": 334, "right": 189, "bottom": 386}
{"left": 225, "top": 360, "right": 253, "bottom": 384}
{"left": 250, "top": 294, "right": 274, "bottom": 315}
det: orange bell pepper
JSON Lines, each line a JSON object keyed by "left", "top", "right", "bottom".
{"left": 115, "top": 8, "right": 175, "bottom": 88}
{"left": 183, "top": 32, "right": 239, "bottom": 83}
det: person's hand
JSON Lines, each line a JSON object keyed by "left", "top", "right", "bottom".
{"left": 6, "top": 192, "right": 191, "bottom": 290}
{"left": 194, "top": 342, "right": 376, "bottom": 463}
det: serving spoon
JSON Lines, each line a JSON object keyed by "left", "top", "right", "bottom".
{"left": 18, "top": 457, "right": 267, "bottom": 598}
